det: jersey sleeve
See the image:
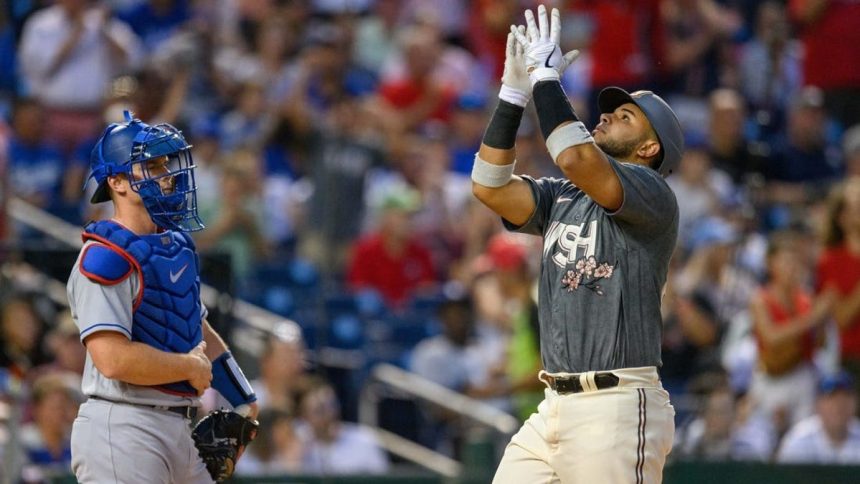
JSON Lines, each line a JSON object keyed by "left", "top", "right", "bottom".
{"left": 502, "top": 176, "right": 567, "bottom": 236}
{"left": 68, "top": 261, "right": 136, "bottom": 342}
{"left": 606, "top": 158, "right": 678, "bottom": 233}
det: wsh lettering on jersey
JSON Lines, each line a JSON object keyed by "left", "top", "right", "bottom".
{"left": 544, "top": 220, "right": 599, "bottom": 267}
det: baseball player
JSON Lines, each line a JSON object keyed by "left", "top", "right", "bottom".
{"left": 66, "top": 112, "right": 258, "bottom": 483}
{"left": 472, "top": 6, "right": 682, "bottom": 483}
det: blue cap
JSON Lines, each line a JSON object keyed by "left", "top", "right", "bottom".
{"left": 818, "top": 371, "right": 855, "bottom": 395}
{"left": 598, "top": 87, "right": 684, "bottom": 177}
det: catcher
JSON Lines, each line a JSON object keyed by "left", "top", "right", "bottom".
{"left": 67, "top": 112, "right": 258, "bottom": 483}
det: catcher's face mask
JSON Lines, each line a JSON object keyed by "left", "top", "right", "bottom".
{"left": 88, "top": 111, "right": 204, "bottom": 232}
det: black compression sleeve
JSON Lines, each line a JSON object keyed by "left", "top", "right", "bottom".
{"left": 533, "top": 80, "right": 580, "bottom": 140}
{"left": 482, "top": 100, "right": 525, "bottom": 150}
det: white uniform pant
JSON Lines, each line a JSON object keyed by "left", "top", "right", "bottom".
{"left": 493, "top": 366, "right": 674, "bottom": 484}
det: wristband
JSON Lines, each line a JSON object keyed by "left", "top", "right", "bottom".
{"left": 529, "top": 67, "right": 560, "bottom": 87}
{"left": 471, "top": 154, "right": 515, "bottom": 188}
{"left": 499, "top": 84, "right": 529, "bottom": 108}
{"left": 211, "top": 351, "right": 257, "bottom": 407}
{"left": 533, "top": 80, "right": 579, "bottom": 140}
{"left": 482, "top": 100, "right": 525, "bottom": 150}
{"left": 546, "top": 122, "right": 595, "bottom": 161}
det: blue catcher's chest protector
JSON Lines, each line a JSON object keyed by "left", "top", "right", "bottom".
{"left": 82, "top": 220, "right": 202, "bottom": 396}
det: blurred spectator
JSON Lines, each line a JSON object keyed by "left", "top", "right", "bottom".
{"left": 376, "top": 26, "right": 459, "bottom": 131}
{"left": 777, "top": 371, "right": 860, "bottom": 464}
{"left": 464, "top": 0, "right": 518, "bottom": 81}
{"left": 235, "top": 407, "right": 303, "bottom": 476}
{"left": 676, "top": 384, "right": 738, "bottom": 460}
{"left": 277, "top": 23, "right": 376, "bottom": 122}
{"left": 748, "top": 232, "right": 835, "bottom": 429}
{"left": 666, "top": 133, "right": 734, "bottom": 248}
{"left": 410, "top": 292, "right": 489, "bottom": 454}
{"left": 346, "top": 187, "right": 437, "bottom": 309}
{"left": 707, "top": 88, "right": 767, "bottom": 184}
{"left": 19, "top": 372, "right": 80, "bottom": 483}
{"left": 766, "top": 86, "right": 842, "bottom": 184}
{"left": 411, "top": 293, "right": 485, "bottom": 392}
{"left": 117, "top": 0, "right": 191, "bottom": 52}
{"left": 669, "top": 218, "right": 755, "bottom": 381}
{"left": 297, "top": 380, "right": 389, "bottom": 475}
{"left": 738, "top": 1, "right": 802, "bottom": 134}
{"left": 218, "top": 80, "right": 274, "bottom": 152}
{"left": 563, "top": 0, "right": 664, "bottom": 122}
{"left": 843, "top": 124, "right": 860, "bottom": 177}
{"left": 353, "top": 0, "right": 405, "bottom": 74}
{"left": 468, "top": 234, "right": 542, "bottom": 420}
{"left": 250, "top": 321, "right": 311, "bottom": 414}
{"left": 293, "top": 96, "right": 388, "bottom": 274}
{"left": 789, "top": 0, "right": 860, "bottom": 127}
{"left": 448, "top": 92, "right": 489, "bottom": 175}
{"left": 17, "top": 0, "right": 143, "bottom": 155}
{"left": 662, "top": 0, "right": 742, "bottom": 99}
{"left": 31, "top": 311, "right": 86, "bottom": 379}
{"left": 0, "top": 294, "right": 50, "bottom": 379}
{"left": 817, "top": 177, "right": 860, "bottom": 383}
{"left": 676, "top": 375, "right": 775, "bottom": 461}
{"left": 195, "top": 150, "right": 269, "bottom": 282}
{"left": 389, "top": 134, "right": 473, "bottom": 278}
{"left": 5, "top": 98, "right": 74, "bottom": 224}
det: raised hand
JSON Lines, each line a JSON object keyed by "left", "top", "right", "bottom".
{"left": 511, "top": 5, "right": 580, "bottom": 86}
{"left": 500, "top": 26, "right": 531, "bottom": 107}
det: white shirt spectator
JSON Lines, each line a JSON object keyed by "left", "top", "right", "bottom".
{"left": 298, "top": 422, "right": 389, "bottom": 475}
{"left": 411, "top": 334, "right": 488, "bottom": 391}
{"left": 18, "top": 5, "right": 142, "bottom": 109}
{"left": 777, "top": 415, "right": 860, "bottom": 464}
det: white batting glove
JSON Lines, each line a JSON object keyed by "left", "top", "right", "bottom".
{"left": 512, "top": 5, "right": 580, "bottom": 87}
{"left": 499, "top": 26, "right": 530, "bottom": 107}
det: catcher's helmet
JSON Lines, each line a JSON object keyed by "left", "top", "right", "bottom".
{"left": 87, "top": 111, "right": 204, "bottom": 232}
{"left": 598, "top": 87, "right": 684, "bottom": 177}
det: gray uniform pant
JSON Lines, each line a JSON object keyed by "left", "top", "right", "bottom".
{"left": 71, "top": 398, "right": 214, "bottom": 484}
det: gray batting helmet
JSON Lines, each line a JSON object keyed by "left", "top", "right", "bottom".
{"left": 598, "top": 87, "right": 684, "bottom": 177}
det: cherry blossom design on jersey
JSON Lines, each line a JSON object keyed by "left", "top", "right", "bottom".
{"left": 561, "top": 256, "right": 615, "bottom": 295}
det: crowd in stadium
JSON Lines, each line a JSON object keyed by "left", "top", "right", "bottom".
{"left": 2, "top": 0, "right": 860, "bottom": 481}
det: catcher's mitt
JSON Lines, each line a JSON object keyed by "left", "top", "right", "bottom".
{"left": 191, "top": 409, "right": 259, "bottom": 482}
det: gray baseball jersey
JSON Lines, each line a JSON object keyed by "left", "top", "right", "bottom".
{"left": 66, "top": 241, "right": 206, "bottom": 407}
{"left": 505, "top": 158, "right": 678, "bottom": 373}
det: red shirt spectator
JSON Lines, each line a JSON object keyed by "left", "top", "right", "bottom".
{"left": 817, "top": 178, "right": 860, "bottom": 369}
{"left": 789, "top": 0, "right": 860, "bottom": 90}
{"left": 346, "top": 189, "right": 436, "bottom": 308}
{"left": 754, "top": 287, "right": 815, "bottom": 374}
{"left": 565, "top": 0, "right": 665, "bottom": 88}
{"left": 818, "top": 244, "right": 860, "bottom": 358}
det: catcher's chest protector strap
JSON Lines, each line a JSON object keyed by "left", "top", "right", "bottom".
{"left": 83, "top": 220, "right": 202, "bottom": 395}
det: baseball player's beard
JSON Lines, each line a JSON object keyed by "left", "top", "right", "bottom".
{"left": 596, "top": 137, "right": 640, "bottom": 160}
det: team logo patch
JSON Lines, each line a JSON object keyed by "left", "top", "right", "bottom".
{"left": 561, "top": 256, "right": 615, "bottom": 295}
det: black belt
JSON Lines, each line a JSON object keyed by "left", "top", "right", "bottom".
{"left": 548, "top": 372, "right": 620, "bottom": 394}
{"left": 90, "top": 396, "right": 198, "bottom": 420}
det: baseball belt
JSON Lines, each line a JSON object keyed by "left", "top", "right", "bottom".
{"left": 547, "top": 372, "right": 620, "bottom": 394}
{"left": 89, "top": 395, "right": 198, "bottom": 419}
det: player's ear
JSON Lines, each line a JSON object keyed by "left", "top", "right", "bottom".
{"left": 107, "top": 174, "right": 127, "bottom": 195}
{"left": 637, "top": 140, "right": 661, "bottom": 164}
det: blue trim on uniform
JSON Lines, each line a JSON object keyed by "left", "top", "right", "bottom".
{"left": 80, "top": 244, "right": 133, "bottom": 284}
{"left": 80, "top": 323, "right": 132, "bottom": 340}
